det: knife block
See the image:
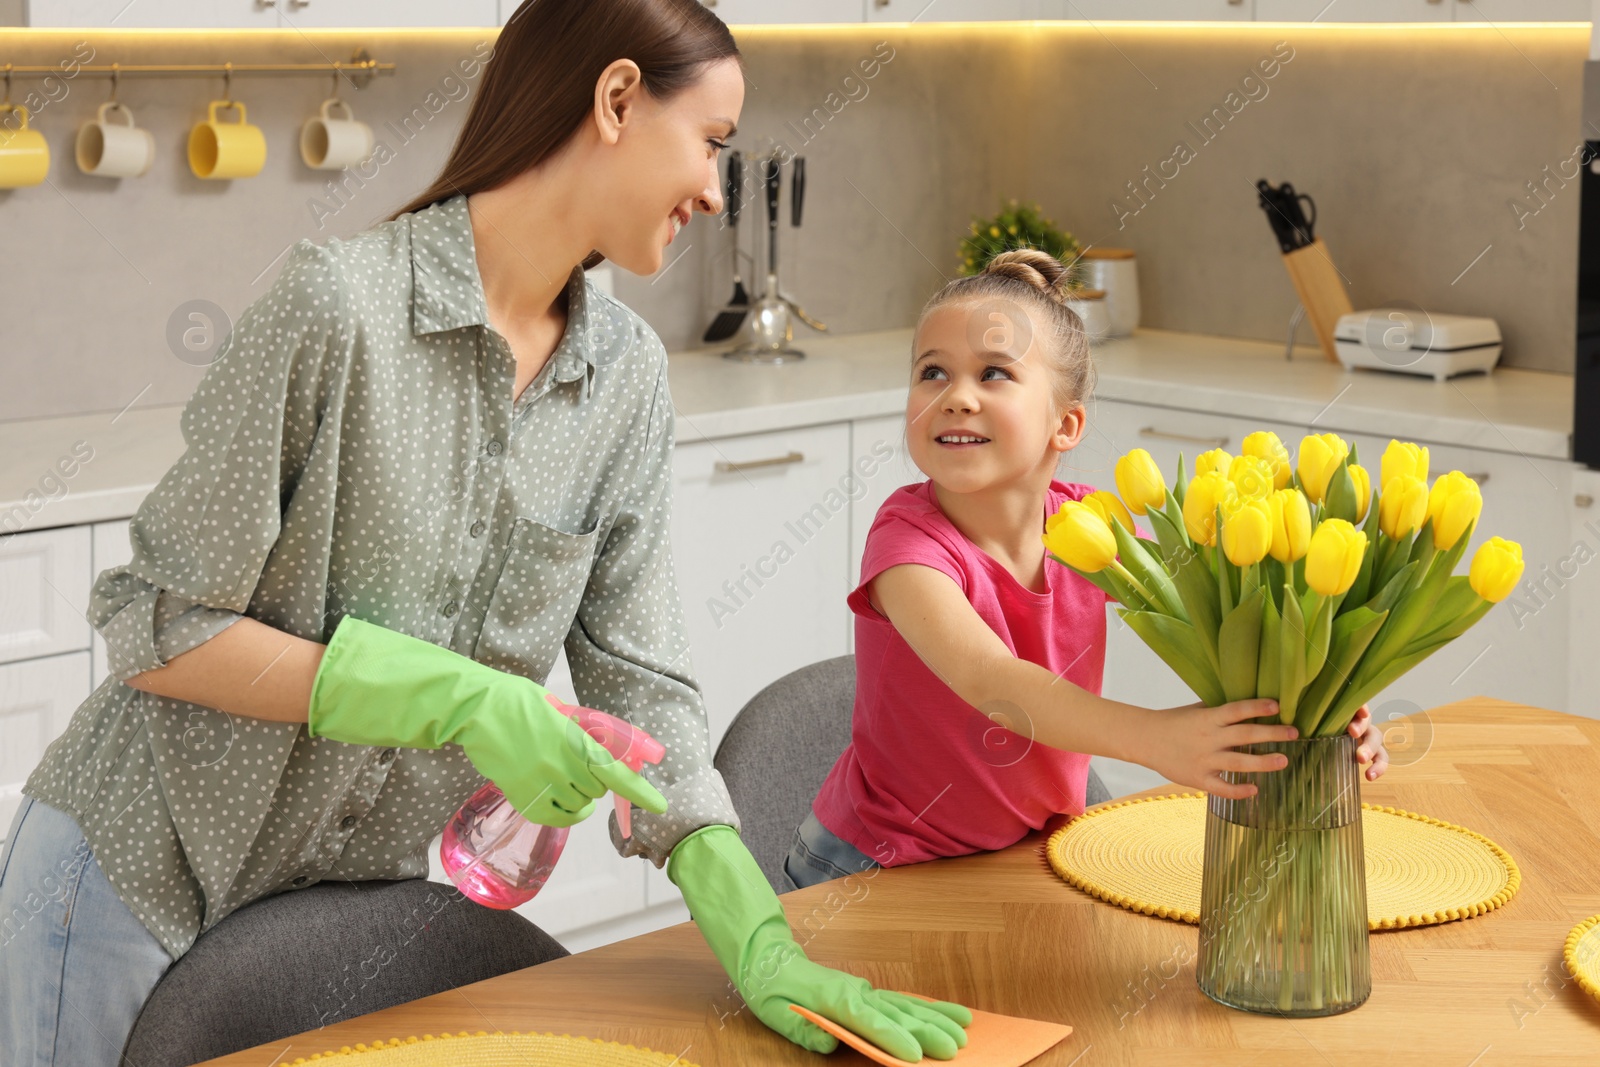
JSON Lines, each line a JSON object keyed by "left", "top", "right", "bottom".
{"left": 1281, "top": 238, "right": 1353, "bottom": 362}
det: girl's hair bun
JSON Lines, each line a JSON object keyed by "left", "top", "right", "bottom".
{"left": 981, "top": 248, "right": 1073, "bottom": 304}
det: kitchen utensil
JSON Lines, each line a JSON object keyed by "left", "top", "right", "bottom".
{"left": 726, "top": 153, "right": 804, "bottom": 362}
{"left": 188, "top": 98, "right": 266, "bottom": 179}
{"left": 1258, "top": 179, "right": 1348, "bottom": 360}
{"left": 1081, "top": 247, "right": 1140, "bottom": 337}
{"left": 300, "top": 96, "right": 374, "bottom": 170}
{"left": 76, "top": 100, "right": 154, "bottom": 179}
{"left": 771, "top": 155, "right": 829, "bottom": 332}
{"left": 1256, "top": 178, "right": 1316, "bottom": 252}
{"left": 702, "top": 149, "right": 751, "bottom": 343}
{"left": 791, "top": 155, "right": 805, "bottom": 226}
{"left": 0, "top": 104, "right": 50, "bottom": 188}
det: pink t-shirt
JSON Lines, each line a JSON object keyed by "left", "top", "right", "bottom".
{"left": 811, "top": 479, "right": 1111, "bottom": 867}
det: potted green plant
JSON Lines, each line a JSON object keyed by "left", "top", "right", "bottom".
{"left": 958, "top": 200, "right": 1107, "bottom": 338}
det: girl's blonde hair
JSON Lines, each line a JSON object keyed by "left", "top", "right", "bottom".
{"left": 917, "top": 247, "right": 1096, "bottom": 411}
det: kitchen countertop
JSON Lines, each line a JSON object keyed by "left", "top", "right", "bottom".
{"left": 0, "top": 327, "right": 1574, "bottom": 536}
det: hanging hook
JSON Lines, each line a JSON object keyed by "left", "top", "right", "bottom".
{"left": 108, "top": 62, "right": 120, "bottom": 104}
{"left": 330, "top": 62, "right": 342, "bottom": 103}
{"left": 222, "top": 61, "right": 233, "bottom": 105}
{"left": 3, "top": 64, "right": 12, "bottom": 107}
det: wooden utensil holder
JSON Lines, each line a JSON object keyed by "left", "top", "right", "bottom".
{"left": 1282, "top": 238, "right": 1352, "bottom": 362}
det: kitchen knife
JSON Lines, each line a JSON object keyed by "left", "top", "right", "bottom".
{"left": 791, "top": 156, "right": 805, "bottom": 227}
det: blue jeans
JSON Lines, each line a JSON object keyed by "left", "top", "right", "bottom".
{"left": 0, "top": 795, "right": 175, "bottom": 1067}
{"left": 783, "top": 810, "right": 880, "bottom": 890}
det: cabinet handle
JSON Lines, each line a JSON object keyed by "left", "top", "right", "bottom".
{"left": 714, "top": 451, "right": 804, "bottom": 473}
{"left": 1138, "top": 426, "right": 1229, "bottom": 448}
{"left": 1462, "top": 472, "right": 1490, "bottom": 486}
{"left": 1576, "top": 493, "right": 1594, "bottom": 509}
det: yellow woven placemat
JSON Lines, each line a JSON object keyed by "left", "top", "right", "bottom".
{"left": 279, "top": 1031, "right": 700, "bottom": 1066}
{"left": 1564, "top": 914, "right": 1600, "bottom": 1007}
{"left": 1045, "top": 792, "right": 1520, "bottom": 931}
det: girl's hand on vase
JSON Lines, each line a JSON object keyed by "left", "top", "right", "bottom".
{"left": 1346, "top": 703, "right": 1389, "bottom": 782}
{"left": 1146, "top": 698, "right": 1300, "bottom": 800}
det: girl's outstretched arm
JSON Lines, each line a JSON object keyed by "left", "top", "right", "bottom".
{"left": 869, "top": 562, "right": 1299, "bottom": 800}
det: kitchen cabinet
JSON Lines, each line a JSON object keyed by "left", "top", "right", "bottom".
{"left": 866, "top": 0, "right": 1039, "bottom": 21}
{"left": 1569, "top": 468, "right": 1600, "bottom": 719}
{"left": 669, "top": 422, "right": 854, "bottom": 746}
{"left": 1046, "top": 0, "right": 1254, "bottom": 20}
{"left": 24, "top": 0, "right": 498, "bottom": 26}
{"left": 276, "top": 1, "right": 498, "bottom": 28}
{"left": 1454, "top": 0, "right": 1592, "bottom": 21}
{"left": 698, "top": 0, "right": 868, "bottom": 24}
{"left": 1255, "top": 0, "right": 1451, "bottom": 20}
{"left": 0, "top": 525, "right": 91, "bottom": 667}
{"left": 23, "top": 0, "right": 278, "bottom": 27}
{"left": 0, "top": 652, "right": 90, "bottom": 851}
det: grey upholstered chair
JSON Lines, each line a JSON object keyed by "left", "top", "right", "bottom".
{"left": 121, "top": 877, "right": 568, "bottom": 1066}
{"left": 713, "top": 654, "right": 1113, "bottom": 894}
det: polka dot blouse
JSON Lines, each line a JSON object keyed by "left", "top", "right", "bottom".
{"left": 23, "top": 193, "right": 742, "bottom": 961}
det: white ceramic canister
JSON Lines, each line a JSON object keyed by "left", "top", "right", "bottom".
{"left": 1081, "top": 247, "right": 1139, "bottom": 337}
{"left": 1065, "top": 287, "right": 1111, "bottom": 343}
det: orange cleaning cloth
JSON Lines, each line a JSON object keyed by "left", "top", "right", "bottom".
{"left": 789, "top": 993, "right": 1073, "bottom": 1066}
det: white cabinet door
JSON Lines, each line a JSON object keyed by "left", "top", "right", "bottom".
{"left": 866, "top": 0, "right": 1035, "bottom": 20}
{"left": 1454, "top": 0, "right": 1592, "bottom": 21}
{"left": 1255, "top": 0, "right": 1450, "bottom": 20}
{"left": 847, "top": 415, "right": 920, "bottom": 593}
{"left": 0, "top": 525, "right": 91, "bottom": 667}
{"left": 1338, "top": 432, "right": 1571, "bottom": 716}
{"left": 701, "top": 0, "right": 865, "bottom": 23}
{"left": 1568, "top": 469, "right": 1600, "bottom": 720}
{"left": 670, "top": 422, "right": 855, "bottom": 749}
{"left": 1045, "top": 0, "right": 1253, "bottom": 19}
{"left": 284, "top": 0, "right": 498, "bottom": 27}
{"left": 90, "top": 520, "right": 133, "bottom": 689}
{"left": 0, "top": 652, "right": 90, "bottom": 850}
{"left": 25, "top": 0, "right": 278, "bottom": 26}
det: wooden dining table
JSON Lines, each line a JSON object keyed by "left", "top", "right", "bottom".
{"left": 205, "top": 697, "right": 1600, "bottom": 1066}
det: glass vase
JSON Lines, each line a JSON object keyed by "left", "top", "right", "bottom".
{"left": 1196, "top": 732, "right": 1371, "bottom": 1017}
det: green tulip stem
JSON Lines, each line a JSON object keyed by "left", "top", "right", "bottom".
{"left": 1110, "top": 560, "right": 1160, "bottom": 609}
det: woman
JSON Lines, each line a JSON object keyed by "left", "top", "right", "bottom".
{"left": 0, "top": 1, "right": 971, "bottom": 1063}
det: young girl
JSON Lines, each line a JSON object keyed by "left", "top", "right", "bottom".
{"left": 785, "top": 249, "right": 1389, "bottom": 889}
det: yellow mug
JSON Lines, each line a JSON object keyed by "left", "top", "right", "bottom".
{"left": 0, "top": 104, "right": 51, "bottom": 188}
{"left": 188, "top": 99, "right": 266, "bottom": 180}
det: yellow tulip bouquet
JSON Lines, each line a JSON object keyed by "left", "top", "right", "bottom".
{"left": 1043, "top": 432, "right": 1523, "bottom": 739}
{"left": 1042, "top": 432, "right": 1525, "bottom": 1016}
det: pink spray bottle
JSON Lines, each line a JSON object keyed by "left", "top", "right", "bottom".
{"left": 439, "top": 694, "right": 666, "bottom": 909}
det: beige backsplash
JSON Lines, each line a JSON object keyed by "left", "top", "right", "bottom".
{"left": 0, "top": 21, "right": 1582, "bottom": 423}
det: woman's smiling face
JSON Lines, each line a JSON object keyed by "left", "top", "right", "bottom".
{"left": 590, "top": 56, "right": 744, "bottom": 276}
{"left": 906, "top": 296, "right": 1080, "bottom": 495}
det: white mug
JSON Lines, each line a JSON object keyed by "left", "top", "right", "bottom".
{"left": 76, "top": 101, "right": 155, "bottom": 179}
{"left": 299, "top": 97, "right": 374, "bottom": 170}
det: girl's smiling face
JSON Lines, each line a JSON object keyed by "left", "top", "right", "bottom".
{"left": 907, "top": 297, "right": 1085, "bottom": 495}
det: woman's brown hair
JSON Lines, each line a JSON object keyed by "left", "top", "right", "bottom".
{"left": 387, "top": 0, "right": 741, "bottom": 269}
{"left": 918, "top": 248, "right": 1095, "bottom": 411}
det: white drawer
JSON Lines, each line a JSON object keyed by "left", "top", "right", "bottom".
{"left": 0, "top": 525, "right": 92, "bottom": 666}
{"left": 0, "top": 651, "right": 91, "bottom": 849}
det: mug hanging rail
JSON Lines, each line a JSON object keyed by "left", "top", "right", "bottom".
{"left": 0, "top": 48, "right": 395, "bottom": 94}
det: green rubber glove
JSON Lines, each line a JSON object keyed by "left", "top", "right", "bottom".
{"left": 307, "top": 615, "right": 668, "bottom": 828}
{"left": 667, "top": 824, "right": 973, "bottom": 1060}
